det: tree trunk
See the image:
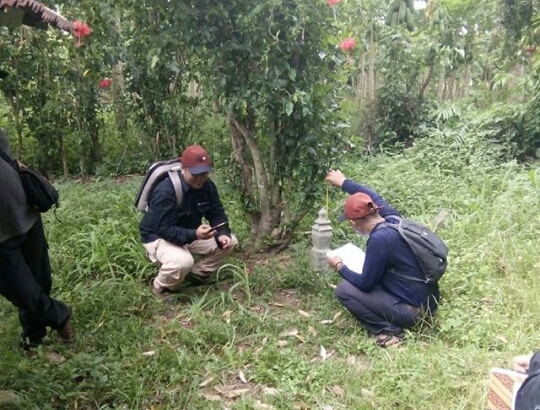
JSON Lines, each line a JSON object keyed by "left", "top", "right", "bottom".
{"left": 369, "top": 28, "right": 375, "bottom": 100}
{"left": 58, "top": 132, "right": 69, "bottom": 178}
{"left": 230, "top": 115, "right": 282, "bottom": 248}
{"left": 438, "top": 65, "right": 446, "bottom": 100}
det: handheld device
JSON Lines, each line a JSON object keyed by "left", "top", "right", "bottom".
{"left": 209, "top": 222, "right": 228, "bottom": 232}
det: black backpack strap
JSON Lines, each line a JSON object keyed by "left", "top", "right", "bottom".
{"left": 381, "top": 221, "right": 430, "bottom": 284}
{"left": 0, "top": 148, "right": 18, "bottom": 170}
{"left": 389, "top": 267, "right": 429, "bottom": 283}
{"left": 168, "top": 170, "right": 184, "bottom": 207}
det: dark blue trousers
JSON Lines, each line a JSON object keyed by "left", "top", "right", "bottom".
{"left": 335, "top": 280, "right": 420, "bottom": 336}
{"left": 0, "top": 218, "right": 70, "bottom": 346}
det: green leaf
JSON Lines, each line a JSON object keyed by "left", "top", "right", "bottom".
{"left": 285, "top": 102, "right": 294, "bottom": 116}
{"left": 151, "top": 55, "right": 159, "bottom": 69}
{"left": 288, "top": 68, "right": 296, "bottom": 81}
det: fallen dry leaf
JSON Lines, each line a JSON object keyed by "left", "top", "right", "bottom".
{"left": 332, "top": 311, "right": 342, "bottom": 321}
{"left": 293, "top": 401, "right": 310, "bottom": 409}
{"left": 320, "top": 319, "right": 333, "bottom": 325}
{"left": 225, "top": 389, "right": 250, "bottom": 398}
{"left": 496, "top": 335, "right": 508, "bottom": 344}
{"left": 270, "top": 302, "right": 284, "bottom": 307}
{"left": 214, "top": 386, "right": 250, "bottom": 399}
{"left": 200, "top": 393, "right": 221, "bottom": 402}
{"left": 361, "top": 388, "right": 374, "bottom": 397}
{"left": 294, "top": 334, "right": 306, "bottom": 343}
{"left": 199, "top": 377, "right": 214, "bottom": 388}
{"left": 0, "top": 391, "right": 17, "bottom": 404}
{"left": 262, "top": 387, "right": 279, "bottom": 395}
{"left": 298, "top": 310, "right": 311, "bottom": 318}
{"left": 254, "top": 400, "right": 277, "bottom": 410}
{"left": 278, "top": 340, "right": 289, "bottom": 348}
{"left": 238, "top": 370, "right": 248, "bottom": 384}
{"left": 222, "top": 310, "right": 232, "bottom": 324}
{"left": 279, "top": 327, "right": 298, "bottom": 337}
{"left": 319, "top": 345, "right": 327, "bottom": 362}
{"left": 332, "top": 385, "right": 344, "bottom": 397}
{"left": 142, "top": 350, "right": 156, "bottom": 357}
{"left": 347, "top": 355, "right": 371, "bottom": 372}
{"left": 308, "top": 326, "right": 318, "bottom": 337}
{"left": 46, "top": 352, "right": 65, "bottom": 364}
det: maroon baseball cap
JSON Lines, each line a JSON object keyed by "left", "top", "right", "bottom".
{"left": 180, "top": 145, "right": 213, "bottom": 175}
{"left": 337, "top": 192, "right": 380, "bottom": 222}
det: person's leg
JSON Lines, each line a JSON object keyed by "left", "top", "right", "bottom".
{"left": 187, "top": 235, "right": 238, "bottom": 276}
{"left": 334, "top": 280, "right": 419, "bottom": 336}
{"left": 0, "top": 220, "right": 70, "bottom": 347}
{"left": 144, "top": 239, "right": 194, "bottom": 291}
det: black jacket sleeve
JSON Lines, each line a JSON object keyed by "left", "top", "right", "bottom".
{"left": 204, "top": 181, "right": 231, "bottom": 237}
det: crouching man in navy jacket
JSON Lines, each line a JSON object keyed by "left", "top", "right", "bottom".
{"left": 326, "top": 170, "right": 439, "bottom": 347}
{"left": 140, "top": 145, "right": 238, "bottom": 298}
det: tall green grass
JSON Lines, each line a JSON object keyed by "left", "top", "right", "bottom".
{"left": 0, "top": 135, "right": 539, "bottom": 409}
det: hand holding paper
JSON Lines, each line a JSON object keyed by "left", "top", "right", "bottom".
{"left": 326, "top": 243, "right": 365, "bottom": 274}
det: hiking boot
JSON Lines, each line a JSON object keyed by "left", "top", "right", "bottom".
{"left": 57, "top": 318, "right": 75, "bottom": 342}
{"left": 57, "top": 307, "right": 75, "bottom": 342}
{"left": 185, "top": 272, "right": 216, "bottom": 286}
{"left": 151, "top": 286, "right": 174, "bottom": 300}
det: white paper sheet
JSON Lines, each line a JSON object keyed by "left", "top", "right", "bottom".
{"left": 326, "top": 243, "right": 365, "bottom": 274}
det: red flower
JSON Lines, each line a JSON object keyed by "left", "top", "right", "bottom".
{"left": 327, "top": 0, "right": 341, "bottom": 6}
{"left": 72, "top": 20, "right": 92, "bottom": 47}
{"left": 340, "top": 38, "right": 356, "bottom": 52}
{"left": 98, "top": 78, "right": 112, "bottom": 89}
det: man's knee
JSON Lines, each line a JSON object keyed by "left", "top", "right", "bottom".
{"left": 161, "top": 252, "right": 195, "bottom": 271}
{"left": 335, "top": 280, "right": 357, "bottom": 302}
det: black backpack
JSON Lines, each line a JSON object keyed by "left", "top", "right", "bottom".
{"left": 0, "top": 149, "right": 59, "bottom": 212}
{"left": 134, "top": 159, "right": 183, "bottom": 212}
{"left": 382, "top": 217, "right": 448, "bottom": 284}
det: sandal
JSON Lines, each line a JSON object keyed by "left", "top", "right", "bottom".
{"left": 376, "top": 333, "right": 404, "bottom": 348}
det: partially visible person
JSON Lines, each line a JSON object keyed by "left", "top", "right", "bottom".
{"left": 140, "top": 145, "right": 238, "bottom": 298}
{"left": 514, "top": 351, "right": 540, "bottom": 409}
{"left": 0, "top": 129, "right": 74, "bottom": 350}
{"left": 325, "top": 169, "right": 440, "bottom": 347}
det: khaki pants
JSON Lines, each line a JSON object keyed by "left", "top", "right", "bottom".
{"left": 143, "top": 235, "right": 238, "bottom": 291}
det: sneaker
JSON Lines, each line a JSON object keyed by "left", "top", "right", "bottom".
{"left": 57, "top": 310, "right": 75, "bottom": 343}
{"left": 185, "top": 272, "right": 216, "bottom": 286}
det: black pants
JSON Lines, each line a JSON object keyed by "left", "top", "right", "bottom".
{"left": 0, "top": 218, "right": 70, "bottom": 346}
{"left": 516, "top": 351, "right": 540, "bottom": 410}
{"left": 335, "top": 280, "right": 420, "bottom": 336}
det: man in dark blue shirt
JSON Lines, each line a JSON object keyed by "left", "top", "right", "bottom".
{"left": 140, "top": 145, "right": 237, "bottom": 298}
{"left": 326, "top": 170, "right": 439, "bottom": 347}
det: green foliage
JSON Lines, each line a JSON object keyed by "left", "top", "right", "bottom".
{"left": 2, "top": 134, "right": 540, "bottom": 408}
{"left": 502, "top": 0, "right": 535, "bottom": 42}
{"left": 176, "top": 0, "right": 345, "bottom": 246}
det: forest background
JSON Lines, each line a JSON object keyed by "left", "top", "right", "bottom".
{"left": 1, "top": 0, "right": 540, "bottom": 409}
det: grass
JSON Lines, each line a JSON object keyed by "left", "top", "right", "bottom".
{"left": 1, "top": 136, "right": 540, "bottom": 409}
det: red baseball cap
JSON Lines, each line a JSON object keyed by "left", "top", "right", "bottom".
{"left": 338, "top": 192, "right": 379, "bottom": 222}
{"left": 180, "top": 145, "right": 213, "bottom": 175}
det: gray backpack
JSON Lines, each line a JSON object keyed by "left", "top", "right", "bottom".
{"left": 134, "top": 159, "right": 184, "bottom": 212}
{"left": 382, "top": 217, "right": 448, "bottom": 284}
